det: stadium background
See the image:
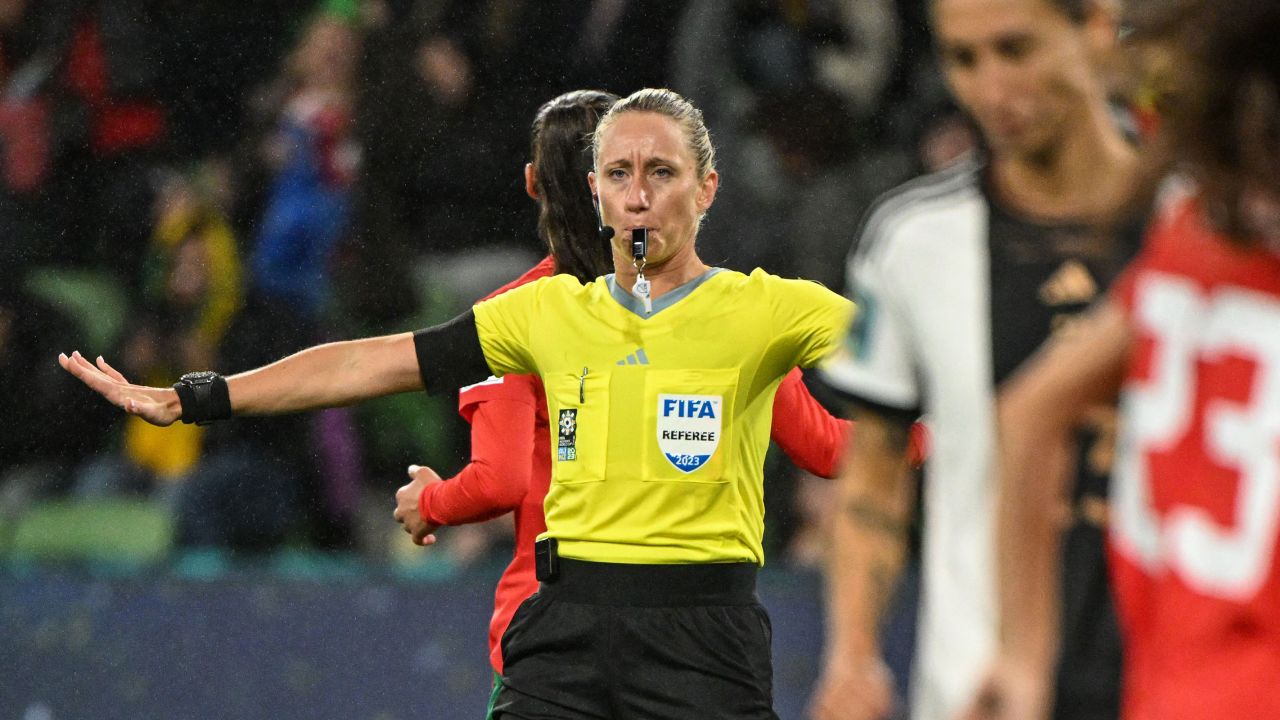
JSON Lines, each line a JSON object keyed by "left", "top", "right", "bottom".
{"left": 0, "top": 0, "right": 975, "bottom": 716}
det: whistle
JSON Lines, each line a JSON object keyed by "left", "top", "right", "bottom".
{"left": 631, "top": 228, "right": 648, "bottom": 261}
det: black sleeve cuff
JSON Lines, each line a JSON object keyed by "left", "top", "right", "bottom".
{"left": 812, "top": 373, "right": 921, "bottom": 425}
{"left": 413, "top": 309, "right": 492, "bottom": 395}
{"left": 848, "top": 396, "right": 921, "bottom": 428}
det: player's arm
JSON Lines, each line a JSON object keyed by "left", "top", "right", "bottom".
{"left": 771, "top": 369, "right": 932, "bottom": 479}
{"left": 59, "top": 310, "right": 489, "bottom": 426}
{"left": 394, "top": 381, "right": 539, "bottom": 546}
{"left": 962, "top": 300, "right": 1133, "bottom": 720}
{"left": 771, "top": 368, "right": 851, "bottom": 478}
{"left": 422, "top": 378, "right": 540, "bottom": 525}
{"left": 396, "top": 278, "right": 547, "bottom": 540}
{"left": 811, "top": 403, "right": 915, "bottom": 720}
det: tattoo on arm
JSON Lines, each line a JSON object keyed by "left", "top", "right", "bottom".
{"left": 840, "top": 404, "right": 915, "bottom": 623}
{"left": 845, "top": 502, "right": 908, "bottom": 622}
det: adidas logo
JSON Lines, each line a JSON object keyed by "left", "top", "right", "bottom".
{"left": 616, "top": 348, "right": 650, "bottom": 366}
{"left": 1039, "top": 259, "right": 1098, "bottom": 306}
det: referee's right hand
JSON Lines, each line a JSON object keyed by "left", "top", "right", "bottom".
{"left": 59, "top": 351, "right": 182, "bottom": 427}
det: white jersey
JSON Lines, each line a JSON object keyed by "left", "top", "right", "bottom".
{"left": 824, "top": 161, "right": 997, "bottom": 720}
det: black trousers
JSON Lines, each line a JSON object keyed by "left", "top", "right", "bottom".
{"left": 491, "top": 559, "right": 778, "bottom": 720}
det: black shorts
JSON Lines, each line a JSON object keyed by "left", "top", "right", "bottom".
{"left": 491, "top": 559, "right": 778, "bottom": 720}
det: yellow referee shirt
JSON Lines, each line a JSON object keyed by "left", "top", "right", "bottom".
{"left": 474, "top": 267, "right": 852, "bottom": 565}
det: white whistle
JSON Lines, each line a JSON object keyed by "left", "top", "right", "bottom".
{"left": 633, "top": 274, "right": 653, "bottom": 315}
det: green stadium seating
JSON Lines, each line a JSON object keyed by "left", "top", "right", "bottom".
{"left": 6, "top": 499, "right": 173, "bottom": 568}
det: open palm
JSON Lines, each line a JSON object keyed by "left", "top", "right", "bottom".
{"left": 58, "top": 351, "right": 181, "bottom": 426}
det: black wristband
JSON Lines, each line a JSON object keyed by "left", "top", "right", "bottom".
{"left": 413, "top": 309, "right": 491, "bottom": 395}
{"left": 173, "top": 371, "right": 232, "bottom": 425}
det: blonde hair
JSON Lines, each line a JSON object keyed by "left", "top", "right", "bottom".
{"left": 592, "top": 88, "right": 716, "bottom": 180}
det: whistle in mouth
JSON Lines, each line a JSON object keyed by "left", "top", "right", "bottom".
{"left": 631, "top": 228, "right": 648, "bottom": 260}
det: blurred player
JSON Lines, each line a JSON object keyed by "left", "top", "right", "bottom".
{"left": 967, "top": 0, "right": 1280, "bottom": 718}
{"left": 811, "top": 0, "right": 1143, "bottom": 718}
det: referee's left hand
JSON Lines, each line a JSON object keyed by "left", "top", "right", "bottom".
{"left": 394, "top": 464, "right": 441, "bottom": 546}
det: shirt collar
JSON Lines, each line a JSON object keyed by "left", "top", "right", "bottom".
{"left": 605, "top": 268, "right": 724, "bottom": 318}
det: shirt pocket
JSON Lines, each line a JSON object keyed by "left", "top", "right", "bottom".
{"left": 642, "top": 368, "right": 738, "bottom": 484}
{"left": 545, "top": 369, "right": 610, "bottom": 485}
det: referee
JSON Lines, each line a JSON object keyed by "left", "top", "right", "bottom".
{"left": 406, "top": 88, "right": 854, "bottom": 717}
{"left": 61, "top": 88, "right": 854, "bottom": 719}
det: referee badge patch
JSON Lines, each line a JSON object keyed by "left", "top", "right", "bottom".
{"left": 657, "top": 394, "right": 722, "bottom": 473}
{"left": 557, "top": 409, "right": 577, "bottom": 461}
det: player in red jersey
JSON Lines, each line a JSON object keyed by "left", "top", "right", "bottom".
{"left": 394, "top": 90, "right": 887, "bottom": 695}
{"left": 963, "top": 1, "right": 1280, "bottom": 718}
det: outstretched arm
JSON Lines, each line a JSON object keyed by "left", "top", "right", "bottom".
{"left": 961, "top": 300, "right": 1132, "bottom": 720}
{"left": 810, "top": 406, "right": 915, "bottom": 720}
{"left": 60, "top": 332, "right": 422, "bottom": 426}
{"left": 226, "top": 333, "right": 422, "bottom": 414}
{"left": 61, "top": 305, "right": 496, "bottom": 426}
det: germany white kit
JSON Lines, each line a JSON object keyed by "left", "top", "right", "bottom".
{"left": 823, "top": 159, "right": 1138, "bottom": 720}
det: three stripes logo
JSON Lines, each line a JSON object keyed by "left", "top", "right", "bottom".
{"left": 616, "top": 348, "right": 650, "bottom": 366}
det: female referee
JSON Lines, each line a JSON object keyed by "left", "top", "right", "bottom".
{"left": 404, "top": 88, "right": 865, "bottom": 716}
{"left": 61, "top": 88, "right": 857, "bottom": 719}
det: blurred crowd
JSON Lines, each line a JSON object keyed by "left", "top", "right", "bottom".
{"left": 0, "top": 0, "right": 987, "bottom": 566}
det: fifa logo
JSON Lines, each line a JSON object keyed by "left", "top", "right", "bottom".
{"left": 656, "top": 394, "right": 722, "bottom": 473}
{"left": 661, "top": 398, "right": 718, "bottom": 419}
